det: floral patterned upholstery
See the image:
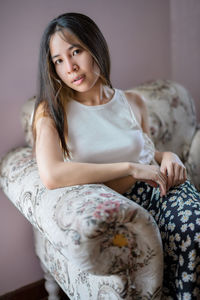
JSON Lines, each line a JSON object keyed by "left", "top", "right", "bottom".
{"left": 0, "top": 147, "right": 163, "bottom": 299}
{"left": 0, "top": 80, "right": 199, "bottom": 299}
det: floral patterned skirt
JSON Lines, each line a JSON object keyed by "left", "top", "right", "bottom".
{"left": 123, "top": 180, "right": 200, "bottom": 300}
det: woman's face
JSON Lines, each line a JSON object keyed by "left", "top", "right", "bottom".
{"left": 49, "top": 30, "right": 101, "bottom": 94}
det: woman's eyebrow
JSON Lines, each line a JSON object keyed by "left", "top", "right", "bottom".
{"left": 51, "top": 44, "right": 82, "bottom": 60}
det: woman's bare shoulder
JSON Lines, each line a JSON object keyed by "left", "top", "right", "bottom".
{"left": 34, "top": 101, "right": 49, "bottom": 122}
{"left": 124, "top": 90, "right": 146, "bottom": 110}
{"left": 124, "top": 90, "right": 150, "bottom": 133}
{"left": 123, "top": 90, "right": 147, "bottom": 126}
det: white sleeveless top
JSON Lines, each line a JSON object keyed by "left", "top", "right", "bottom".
{"left": 66, "top": 89, "right": 155, "bottom": 164}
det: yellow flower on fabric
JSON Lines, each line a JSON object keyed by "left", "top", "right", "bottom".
{"left": 189, "top": 250, "right": 196, "bottom": 261}
{"left": 194, "top": 233, "right": 200, "bottom": 245}
{"left": 138, "top": 187, "right": 144, "bottom": 195}
{"left": 188, "top": 261, "right": 196, "bottom": 271}
{"left": 175, "top": 233, "right": 181, "bottom": 241}
{"left": 113, "top": 234, "right": 128, "bottom": 247}
{"left": 182, "top": 272, "right": 190, "bottom": 282}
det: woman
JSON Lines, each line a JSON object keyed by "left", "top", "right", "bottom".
{"left": 33, "top": 12, "right": 200, "bottom": 299}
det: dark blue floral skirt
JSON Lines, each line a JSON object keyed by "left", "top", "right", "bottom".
{"left": 123, "top": 180, "right": 200, "bottom": 300}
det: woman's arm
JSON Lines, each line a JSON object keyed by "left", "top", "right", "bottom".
{"left": 35, "top": 117, "right": 132, "bottom": 189}
{"left": 35, "top": 115, "right": 167, "bottom": 193}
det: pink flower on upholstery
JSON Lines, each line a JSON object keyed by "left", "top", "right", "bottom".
{"left": 171, "top": 97, "right": 180, "bottom": 108}
{"left": 83, "top": 191, "right": 93, "bottom": 195}
{"left": 93, "top": 200, "right": 121, "bottom": 220}
{"left": 99, "top": 193, "right": 114, "bottom": 198}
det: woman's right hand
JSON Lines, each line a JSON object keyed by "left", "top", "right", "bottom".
{"left": 130, "top": 163, "right": 168, "bottom": 197}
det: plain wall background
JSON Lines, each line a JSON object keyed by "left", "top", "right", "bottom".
{"left": 0, "top": 0, "right": 199, "bottom": 295}
{"left": 170, "top": 0, "right": 200, "bottom": 118}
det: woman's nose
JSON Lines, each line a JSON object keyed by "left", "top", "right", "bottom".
{"left": 65, "top": 59, "right": 78, "bottom": 73}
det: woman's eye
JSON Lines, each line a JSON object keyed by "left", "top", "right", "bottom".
{"left": 73, "top": 49, "right": 81, "bottom": 56}
{"left": 55, "top": 59, "right": 62, "bottom": 65}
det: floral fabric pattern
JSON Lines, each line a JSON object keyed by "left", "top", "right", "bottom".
{"left": 0, "top": 147, "right": 163, "bottom": 299}
{"left": 124, "top": 181, "right": 200, "bottom": 299}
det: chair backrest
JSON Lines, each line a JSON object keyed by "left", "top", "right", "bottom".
{"left": 21, "top": 96, "right": 35, "bottom": 147}
{"left": 129, "top": 79, "right": 197, "bottom": 162}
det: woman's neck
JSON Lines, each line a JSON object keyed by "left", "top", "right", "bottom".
{"left": 73, "top": 82, "right": 114, "bottom": 106}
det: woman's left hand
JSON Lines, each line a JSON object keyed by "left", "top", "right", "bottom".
{"left": 160, "top": 152, "right": 187, "bottom": 191}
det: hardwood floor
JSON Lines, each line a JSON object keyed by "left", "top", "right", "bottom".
{"left": 0, "top": 280, "right": 70, "bottom": 300}
{"left": 40, "top": 286, "right": 70, "bottom": 299}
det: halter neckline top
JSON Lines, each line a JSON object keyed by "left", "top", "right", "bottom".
{"left": 66, "top": 88, "right": 155, "bottom": 164}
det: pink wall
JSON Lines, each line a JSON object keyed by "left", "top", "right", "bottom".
{"left": 0, "top": 0, "right": 199, "bottom": 295}
{"left": 170, "top": 0, "right": 200, "bottom": 119}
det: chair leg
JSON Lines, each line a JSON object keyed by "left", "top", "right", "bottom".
{"left": 41, "top": 262, "right": 60, "bottom": 300}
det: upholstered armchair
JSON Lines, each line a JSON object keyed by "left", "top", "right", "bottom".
{"left": 0, "top": 80, "right": 199, "bottom": 300}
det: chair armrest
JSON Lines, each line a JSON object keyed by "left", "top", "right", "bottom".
{"left": 0, "top": 147, "right": 163, "bottom": 292}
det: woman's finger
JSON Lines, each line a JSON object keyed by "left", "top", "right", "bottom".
{"left": 166, "top": 164, "right": 174, "bottom": 190}
{"left": 183, "top": 167, "right": 187, "bottom": 181}
{"left": 173, "top": 164, "right": 181, "bottom": 186}
{"left": 178, "top": 166, "right": 187, "bottom": 184}
{"left": 155, "top": 170, "right": 167, "bottom": 196}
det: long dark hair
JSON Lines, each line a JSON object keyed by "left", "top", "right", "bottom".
{"left": 32, "top": 12, "right": 112, "bottom": 157}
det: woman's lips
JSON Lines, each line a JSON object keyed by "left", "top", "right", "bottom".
{"left": 72, "top": 75, "right": 85, "bottom": 85}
